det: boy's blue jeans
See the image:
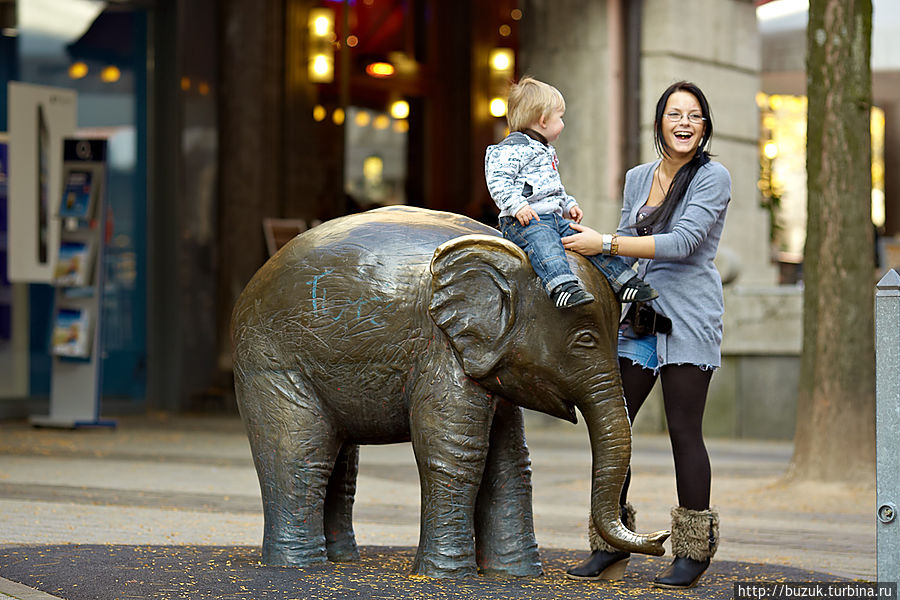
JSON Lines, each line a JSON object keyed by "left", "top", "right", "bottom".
{"left": 499, "top": 213, "right": 636, "bottom": 295}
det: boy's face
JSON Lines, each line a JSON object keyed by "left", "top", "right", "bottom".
{"left": 535, "top": 108, "right": 565, "bottom": 143}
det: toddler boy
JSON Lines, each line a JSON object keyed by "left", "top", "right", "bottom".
{"left": 485, "top": 77, "right": 657, "bottom": 308}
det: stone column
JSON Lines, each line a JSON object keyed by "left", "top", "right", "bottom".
{"left": 518, "top": 0, "right": 775, "bottom": 285}
{"left": 517, "top": 0, "right": 622, "bottom": 228}
{"left": 641, "top": 0, "right": 802, "bottom": 439}
{"left": 641, "top": 0, "right": 775, "bottom": 286}
{"left": 519, "top": 1, "right": 786, "bottom": 435}
{"left": 217, "top": 0, "right": 286, "bottom": 375}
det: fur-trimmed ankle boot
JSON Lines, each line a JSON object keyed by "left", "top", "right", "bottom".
{"left": 566, "top": 503, "right": 636, "bottom": 581}
{"left": 653, "top": 506, "right": 719, "bottom": 589}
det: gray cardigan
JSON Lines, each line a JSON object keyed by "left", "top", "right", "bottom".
{"left": 617, "top": 159, "right": 732, "bottom": 368}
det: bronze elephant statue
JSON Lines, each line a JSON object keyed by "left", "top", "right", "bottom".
{"left": 231, "top": 206, "right": 668, "bottom": 579}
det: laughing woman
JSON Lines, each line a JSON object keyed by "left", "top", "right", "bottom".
{"left": 561, "top": 81, "right": 730, "bottom": 589}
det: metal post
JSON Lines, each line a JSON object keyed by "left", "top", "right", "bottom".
{"left": 877, "top": 268, "right": 900, "bottom": 582}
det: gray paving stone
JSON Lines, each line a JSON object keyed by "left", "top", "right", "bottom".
{"left": 0, "top": 412, "right": 876, "bottom": 594}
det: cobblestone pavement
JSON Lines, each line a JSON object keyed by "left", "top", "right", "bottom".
{"left": 0, "top": 413, "right": 875, "bottom": 598}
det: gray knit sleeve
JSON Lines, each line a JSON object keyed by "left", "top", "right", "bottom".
{"left": 614, "top": 166, "right": 642, "bottom": 268}
{"left": 653, "top": 162, "right": 731, "bottom": 261}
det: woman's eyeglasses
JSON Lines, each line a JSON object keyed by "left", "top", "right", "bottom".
{"left": 664, "top": 111, "right": 706, "bottom": 124}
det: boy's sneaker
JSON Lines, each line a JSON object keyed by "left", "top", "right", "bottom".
{"left": 617, "top": 276, "right": 658, "bottom": 303}
{"left": 552, "top": 282, "right": 595, "bottom": 309}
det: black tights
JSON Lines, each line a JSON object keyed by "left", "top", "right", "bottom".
{"left": 618, "top": 358, "right": 712, "bottom": 511}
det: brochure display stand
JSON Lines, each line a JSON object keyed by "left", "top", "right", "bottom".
{"left": 30, "top": 139, "right": 115, "bottom": 429}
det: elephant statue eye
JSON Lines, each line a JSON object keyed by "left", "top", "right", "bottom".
{"left": 573, "top": 331, "right": 599, "bottom": 349}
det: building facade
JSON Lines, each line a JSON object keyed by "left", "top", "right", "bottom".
{"left": 1, "top": 0, "right": 894, "bottom": 439}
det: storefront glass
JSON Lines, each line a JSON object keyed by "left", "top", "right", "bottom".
{"left": 757, "top": 92, "right": 885, "bottom": 283}
{"left": 13, "top": 1, "right": 147, "bottom": 403}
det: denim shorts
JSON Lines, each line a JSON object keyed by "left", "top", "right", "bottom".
{"left": 618, "top": 327, "right": 659, "bottom": 372}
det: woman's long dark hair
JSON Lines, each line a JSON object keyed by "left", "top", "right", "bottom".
{"left": 638, "top": 81, "right": 713, "bottom": 231}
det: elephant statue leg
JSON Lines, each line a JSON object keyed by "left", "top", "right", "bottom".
{"left": 474, "top": 399, "right": 542, "bottom": 577}
{"left": 236, "top": 369, "right": 340, "bottom": 566}
{"left": 324, "top": 443, "right": 361, "bottom": 562}
{"left": 409, "top": 363, "right": 495, "bottom": 578}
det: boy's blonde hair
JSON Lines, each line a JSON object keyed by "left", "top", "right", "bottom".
{"left": 506, "top": 77, "right": 566, "bottom": 132}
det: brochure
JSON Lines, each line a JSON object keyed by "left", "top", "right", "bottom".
{"left": 58, "top": 169, "right": 96, "bottom": 219}
{"left": 52, "top": 305, "right": 93, "bottom": 358}
{"left": 53, "top": 236, "right": 96, "bottom": 287}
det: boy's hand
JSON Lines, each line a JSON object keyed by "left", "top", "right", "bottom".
{"left": 515, "top": 205, "right": 540, "bottom": 226}
{"left": 568, "top": 205, "right": 584, "bottom": 223}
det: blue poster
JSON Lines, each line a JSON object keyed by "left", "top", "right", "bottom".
{"left": 59, "top": 169, "right": 94, "bottom": 219}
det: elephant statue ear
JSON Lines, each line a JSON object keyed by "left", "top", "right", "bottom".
{"left": 429, "top": 234, "right": 529, "bottom": 379}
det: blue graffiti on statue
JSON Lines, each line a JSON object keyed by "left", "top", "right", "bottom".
{"left": 308, "top": 269, "right": 391, "bottom": 326}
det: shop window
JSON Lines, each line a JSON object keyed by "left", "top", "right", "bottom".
{"left": 344, "top": 106, "right": 407, "bottom": 209}
{"left": 757, "top": 93, "right": 885, "bottom": 283}
{"left": 14, "top": 2, "right": 148, "bottom": 400}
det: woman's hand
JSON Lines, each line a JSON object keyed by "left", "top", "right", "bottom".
{"left": 563, "top": 224, "right": 657, "bottom": 259}
{"left": 561, "top": 222, "right": 604, "bottom": 256}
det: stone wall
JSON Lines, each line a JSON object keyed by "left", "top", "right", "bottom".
{"left": 520, "top": 0, "right": 804, "bottom": 439}
{"left": 518, "top": 0, "right": 621, "bottom": 228}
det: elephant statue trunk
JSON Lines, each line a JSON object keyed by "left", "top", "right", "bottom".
{"left": 578, "top": 395, "right": 669, "bottom": 555}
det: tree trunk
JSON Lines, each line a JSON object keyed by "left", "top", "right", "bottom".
{"left": 791, "top": 0, "right": 874, "bottom": 482}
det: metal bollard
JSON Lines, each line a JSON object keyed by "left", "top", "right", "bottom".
{"left": 877, "top": 269, "right": 900, "bottom": 583}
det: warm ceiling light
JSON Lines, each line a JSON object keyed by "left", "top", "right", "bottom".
{"left": 489, "top": 97, "right": 507, "bottom": 118}
{"left": 363, "top": 155, "right": 383, "bottom": 181}
{"left": 355, "top": 111, "right": 371, "bottom": 127}
{"left": 763, "top": 141, "right": 778, "bottom": 160}
{"left": 332, "top": 108, "right": 345, "bottom": 125}
{"left": 313, "top": 105, "right": 327, "bottom": 121}
{"left": 365, "top": 62, "right": 395, "bottom": 78}
{"left": 390, "top": 100, "right": 409, "bottom": 120}
{"left": 499, "top": 24, "right": 511, "bottom": 37}
{"left": 393, "top": 120, "right": 409, "bottom": 133}
{"left": 68, "top": 62, "right": 88, "bottom": 79}
{"left": 311, "top": 54, "right": 330, "bottom": 75}
{"left": 100, "top": 65, "right": 121, "bottom": 83}
{"left": 347, "top": 35, "right": 358, "bottom": 47}
{"left": 373, "top": 114, "right": 390, "bottom": 130}
{"left": 198, "top": 81, "right": 210, "bottom": 95}
{"left": 308, "top": 8, "right": 334, "bottom": 83}
{"left": 511, "top": 9, "right": 523, "bottom": 20}
{"left": 490, "top": 48, "right": 514, "bottom": 73}
{"left": 310, "top": 10, "right": 334, "bottom": 38}
{"left": 309, "top": 53, "right": 333, "bottom": 82}
{"left": 313, "top": 16, "right": 330, "bottom": 36}
{"left": 180, "top": 76, "right": 191, "bottom": 90}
